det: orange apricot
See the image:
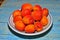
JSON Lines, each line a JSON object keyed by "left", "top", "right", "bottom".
{"left": 40, "top": 16, "right": 48, "bottom": 26}
{"left": 25, "top": 24, "right": 35, "bottom": 33}
{"left": 13, "top": 10, "right": 21, "bottom": 18}
{"left": 13, "top": 15, "right": 22, "bottom": 23}
{"left": 22, "top": 9, "right": 31, "bottom": 17}
{"left": 34, "top": 22, "right": 43, "bottom": 32}
{"left": 31, "top": 11, "right": 42, "bottom": 20}
{"left": 21, "top": 3, "right": 33, "bottom": 11}
{"left": 33, "top": 4, "right": 42, "bottom": 11}
{"left": 15, "top": 21, "right": 25, "bottom": 31}
{"left": 42, "top": 8, "right": 49, "bottom": 17}
{"left": 23, "top": 15, "right": 34, "bottom": 24}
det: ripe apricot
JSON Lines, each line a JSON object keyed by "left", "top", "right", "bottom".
{"left": 33, "top": 5, "right": 42, "bottom": 11}
{"left": 13, "top": 15, "right": 22, "bottom": 23}
{"left": 15, "top": 21, "right": 25, "bottom": 31}
{"left": 42, "top": 8, "right": 49, "bottom": 17}
{"left": 40, "top": 16, "right": 48, "bottom": 26}
{"left": 13, "top": 10, "right": 21, "bottom": 17}
{"left": 32, "top": 11, "right": 42, "bottom": 20}
{"left": 21, "top": 3, "right": 33, "bottom": 11}
{"left": 22, "top": 9, "right": 31, "bottom": 17}
{"left": 34, "top": 22, "right": 43, "bottom": 32}
{"left": 23, "top": 15, "right": 34, "bottom": 24}
{"left": 25, "top": 24, "right": 35, "bottom": 33}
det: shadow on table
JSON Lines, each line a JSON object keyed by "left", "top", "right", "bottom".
{"left": 8, "top": 24, "right": 53, "bottom": 39}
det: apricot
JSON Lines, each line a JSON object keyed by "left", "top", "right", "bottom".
{"left": 13, "top": 15, "right": 22, "bottom": 23}
{"left": 23, "top": 15, "right": 34, "bottom": 24}
{"left": 32, "top": 11, "right": 42, "bottom": 20}
{"left": 22, "top": 9, "right": 31, "bottom": 17}
{"left": 34, "top": 22, "right": 43, "bottom": 32}
{"left": 42, "top": 8, "right": 49, "bottom": 17}
{"left": 21, "top": 3, "right": 33, "bottom": 11}
{"left": 40, "top": 16, "right": 48, "bottom": 26}
{"left": 25, "top": 24, "right": 35, "bottom": 33}
{"left": 33, "top": 5, "right": 42, "bottom": 11}
{"left": 15, "top": 21, "right": 25, "bottom": 31}
{"left": 13, "top": 10, "right": 21, "bottom": 17}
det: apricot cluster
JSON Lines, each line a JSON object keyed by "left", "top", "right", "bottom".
{"left": 12, "top": 3, "right": 49, "bottom": 33}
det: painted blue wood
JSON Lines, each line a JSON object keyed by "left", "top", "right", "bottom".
{"left": 0, "top": 0, "right": 60, "bottom": 40}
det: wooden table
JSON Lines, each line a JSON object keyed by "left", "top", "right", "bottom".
{"left": 0, "top": 0, "right": 60, "bottom": 40}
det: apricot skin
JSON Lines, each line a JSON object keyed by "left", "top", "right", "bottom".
{"left": 22, "top": 9, "right": 31, "bottom": 17}
{"left": 25, "top": 24, "right": 35, "bottom": 33}
{"left": 33, "top": 5, "right": 42, "bottom": 11}
{"left": 21, "top": 3, "right": 33, "bottom": 11}
{"left": 13, "top": 10, "right": 21, "bottom": 18}
{"left": 23, "top": 15, "right": 34, "bottom": 24}
{"left": 13, "top": 15, "right": 22, "bottom": 23}
{"left": 15, "top": 21, "right": 25, "bottom": 31}
{"left": 40, "top": 16, "right": 48, "bottom": 26}
{"left": 32, "top": 11, "right": 42, "bottom": 20}
{"left": 42, "top": 8, "right": 49, "bottom": 17}
{"left": 34, "top": 22, "right": 43, "bottom": 32}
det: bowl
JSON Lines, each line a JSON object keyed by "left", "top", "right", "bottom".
{"left": 8, "top": 13, "right": 52, "bottom": 36}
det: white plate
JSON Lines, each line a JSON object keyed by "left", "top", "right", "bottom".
{"left": 8, "top": 13, "right": 52, "bottom": 36}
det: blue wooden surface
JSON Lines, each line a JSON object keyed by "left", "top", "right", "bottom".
{"left": 0, "top": 0, "right": 60, "bottom": 40}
